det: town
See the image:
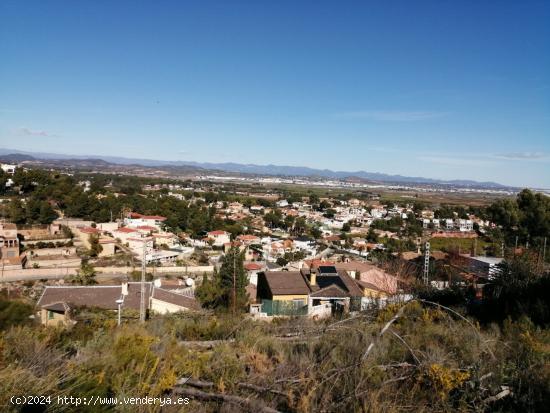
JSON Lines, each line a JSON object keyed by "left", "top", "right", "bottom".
{"left": 1, "top": 1, "right": 549, "bottom": 411}
{"left": 0, "top": 160, "right": 548, "bottom": 412}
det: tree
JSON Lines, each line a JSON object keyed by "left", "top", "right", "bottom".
{"left": 217, "top": 246, "right": 249, "bottom": 313}
{"left": 38, "top": 202, "right": 57, "bottom": 224}
{"left": 480, "top": 254, "right": 550, "bottom": 325}
{"left": 367, "top": 227, "right": 379, "bottom": 243}
{"left": 67, "top": 262, "right": 98, "bottom": 285}
{"left": 196, "top": 247, "right": 248, "bottom": 312}
{"left": 8, "top": 199, "right": 26, "bottom": 224}
{"left": 195, "top": 272, "right": 221, "bottom": 308}
{"left": 88, "top": 235, "right": 103, "bottom": 257}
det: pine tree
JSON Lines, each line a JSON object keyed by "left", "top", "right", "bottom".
{"left": 217, "top": 246, "right": 249, "bottom": 312}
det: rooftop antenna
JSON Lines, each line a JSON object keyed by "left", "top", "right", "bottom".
{"left": 139, "top": 239, "right": 147, "bottom": 322}
{"left": 423, "top": 240, "right": 430, "bottom": 286}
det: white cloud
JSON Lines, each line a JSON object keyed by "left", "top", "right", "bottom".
{"left": 16, "top": 127, "right": 57, "bottom": 137}
{"left": 493, "top": 152, "right": 548, "bottom": 161}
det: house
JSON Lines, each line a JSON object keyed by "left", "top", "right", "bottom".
{"left": 36, "top": 281, "right": 200, "bottom": 326}
{"left": 112, "top": 227, "right": 140, "bottom": 244}
{"left": 98, "top": 238, "right": 116, "bottom": 257}
{"left": 244, "top": 262, "right": 265, "bottom": 285}
{"left": 456, "top": 219, "right": 474, "bottom": 232}
{"left": 0, "top": 223, "right": 19, "bottom": 259}
{"left": 206, "top": 230, "right": 231, "bottom": 247}
{"left": 96, "top": 222, "right": 119, "bottom": 232}
{"left": 124, "top": 212, "right": 166, "bottom": 230}
{"left": 445, "top": 219, "right": 454, "bottom": 230}
{"left": 276, "top": 200, "right": 289, "bottom": 208}
{"left": 293, "top": 236, "right": 317, "bottom": 255}
{"left": 0, "top": 222, "right": 25, "bottom": 269}
{"left": 255, "top": 266, "right": 363, "bottom": 317}
{"left": 465, "top": 255, "right": 503, "bottom": 279}
{"left": 1, "top": 164, "right": 16, "bottom": 174}
{"left": 127, "top": 237, "right": 154, "bottom": 258}
{"left": 249, "top": 205, "right": 265, "bottom": 214}
{"left": 224, "top": 241, "right": 255, "bottom": 261}
{"left": 236, "top": 234, "right": 261, "bottom": 245}
{"left": 153, "top": 232, "right": 180, "bottom": 248}
{"left": 74, "top": 226, "right": 102, "bottom": 249}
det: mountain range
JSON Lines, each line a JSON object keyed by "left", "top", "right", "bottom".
{"left": 0, "top": 148, "right": 510, "bottom": 189}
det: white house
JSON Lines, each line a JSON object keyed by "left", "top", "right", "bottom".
{"left": 0, "top": 164, "right": 16, "bottom": 175}
{"left": 125, "top": 213, "right": 166, "bottom": 230}
{"left": 206, "top": 230, "right": 231, "bottom": 247}
{"left": 456, "top": 219, "right": 474, "bottom": 232}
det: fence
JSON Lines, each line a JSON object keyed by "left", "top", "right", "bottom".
{"left": 261, "top": 299, "right": 309, "bottom": 316}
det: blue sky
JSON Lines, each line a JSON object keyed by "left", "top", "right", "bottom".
{"left": 1, "top": 0, "right": 549, "bottom": 187}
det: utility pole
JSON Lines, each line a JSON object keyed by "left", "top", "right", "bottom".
{"left": 139, "top": 240, "right": 147, "bottom": 322}
{"left": 232, "top": 250, "right": 236, "bottom": 314}
{"left": 543, "top": 237, "right": 547, "bottom": 264}
{"left": 423, "top": 241, "right": 430, "bottom": 286}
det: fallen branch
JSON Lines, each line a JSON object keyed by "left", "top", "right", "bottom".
{"left": 173, "top": 387, "right": 281, "bottom": 413}
{"left": 178, "top": 339, "right": 235, "bottom": 349}
{"left": 175, "top": 378, "right": 287, "bottom": 397}
{"left": 484, "top": 387, "right": 511, "bottom": 404}
{"left": 389, "top": 328, "right": 421, "bottom": 365}
{"left": 362, "top": 302, "right": 411, "bottom": 361}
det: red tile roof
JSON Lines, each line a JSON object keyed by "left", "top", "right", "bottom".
{"left": 208, "top": 230, "right": 228, "bottom": 236}
{"left": 116, "top": 227, "right": 138, "bottom": 233}
{"left": 244, "top": 262, "right": 263, "bottom": 271}
{"left": 79, "top": 227, "right": 101, "bottom": 234}
{"left": 137, "top": 225, "right": 157, "bottom": 231}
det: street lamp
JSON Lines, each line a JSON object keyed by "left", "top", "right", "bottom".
{"left": 116, "top": 298, "right": 124, "bottom": 326}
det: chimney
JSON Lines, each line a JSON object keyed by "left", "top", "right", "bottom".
{"left": 309, "top": 268, "right": 317, "bottom": 286}
{"left": 121, "top": 282, "right": 128, "bottom": 296}
{"left": 354, "top": 270, "right": 361, "bottom": 281}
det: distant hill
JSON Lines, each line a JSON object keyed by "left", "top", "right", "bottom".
{"left": 0, "top": 153, "right": 36, "bottom": 163}
{"left": 0, "top": 148, "right": 510, "bottom": 189}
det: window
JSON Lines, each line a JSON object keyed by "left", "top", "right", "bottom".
{"left": 48, "top": 311, "right": 54, "bottom": 319}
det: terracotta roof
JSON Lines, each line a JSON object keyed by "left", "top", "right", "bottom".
{"left": 335, "top": 261, "right": 377, "bottom": 273}
{"left": 304, "top": 259, "right": 335, "bottom": 268}
{"left": 137, "top": 225, "right": 157, "bottom": 231}
{"left": 309, "top": 284, "right": 349, "bottom": 298}
{"left": 142, "top": 215, "right": 166, "bottom": 221}
{"left": 37, "top": 286, "right": 122, "bottom": 310}
{"left": 356, "top": 280, "right": 383, "bottom": 292}
{"left": 151, "top": 288, "right": 200, "bottom": 310}
{"left": 237, "top": 235, "right": 260, "bottom": 241}
{"left": 79, "top": 227, "right": 101, "bottom": 234}
{"left": 128, "top": 213, "right": 166, "bottom": 221}
{"left": 244, "top": 262, "right": 263, "bottom": 271}
{"left": 208, "top": 230, "right": 228, "bottom": 236}
{"left": 115, "top": 227, "right": 138, "bottom": 233}
{"left": 37, "top": 283, "right": 152, "bottom": 311}
{"left": 261, "top": 271, "right": 310, "bottom": 295}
